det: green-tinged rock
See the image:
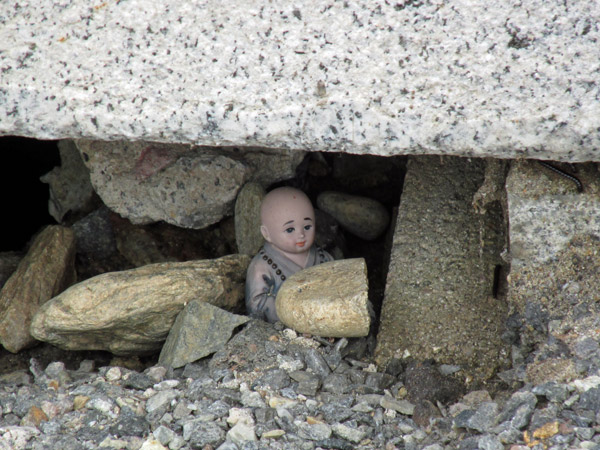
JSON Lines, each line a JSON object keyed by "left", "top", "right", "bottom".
{"left": 158, "top": 300, "right": 249, "bottom": 368}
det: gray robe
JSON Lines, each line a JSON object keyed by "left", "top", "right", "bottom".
{"left": 245, "top": 242, "right": 334, "bottom": 323}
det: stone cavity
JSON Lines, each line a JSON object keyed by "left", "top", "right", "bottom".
{"left": 375, "top": 156, "right": 509, "bottom": 380}
{"left": 1, "top": 1, "right": 599, "bottom": 162}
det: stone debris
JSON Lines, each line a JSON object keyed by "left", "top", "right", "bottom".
{"left": 29, "top": 254, "right": 250, "bottom": 355}
{"left": 0, "top": 226, "right": 76, "bottom": 353}
{"left": 276, "top": 258, "right": 371, "bottom": 338}
{"left": 1, "top": 319, "right": 600, "bottom": 449}
{"left": 316, "top": 191, "right": 390, "bottom": 241}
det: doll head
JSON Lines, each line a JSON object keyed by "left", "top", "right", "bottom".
{"left": 260, "top": 187, "right": 316, "bottom": 262}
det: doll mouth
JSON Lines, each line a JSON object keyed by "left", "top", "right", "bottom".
{"left": 296, "top": 241, "right": 306, "bottom": 247}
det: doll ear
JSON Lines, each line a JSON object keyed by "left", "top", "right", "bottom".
{"left": 260, "top": 225, "right": 271, "bottom": 242}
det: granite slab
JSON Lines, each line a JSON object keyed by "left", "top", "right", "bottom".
{"left": 1, "top": 0, "right": 599, "bottom": 161}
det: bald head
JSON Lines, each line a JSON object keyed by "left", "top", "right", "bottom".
{"left": 260, "top": 187, "right": 316, "bottom": 259}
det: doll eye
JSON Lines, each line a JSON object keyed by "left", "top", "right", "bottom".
{"left": 285, "top": 227, "right": 295, "bottom": 234}
{"left": 304, "top": 225, "right": 313, "bottom": 231}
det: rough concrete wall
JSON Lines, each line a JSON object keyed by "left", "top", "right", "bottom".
{"left": 375, "top": 156, "right": 509, "bottom": 380}
{"left": 1, "top": 1, "right": 599, "bottom": 161}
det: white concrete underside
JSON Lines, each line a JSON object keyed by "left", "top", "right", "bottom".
{"left": 1, "top": 0, "right": 599, "bottom": 161}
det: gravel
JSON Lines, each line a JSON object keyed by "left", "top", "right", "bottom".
{"left": 1, "top": 319, "right": 600, "bottom": 450}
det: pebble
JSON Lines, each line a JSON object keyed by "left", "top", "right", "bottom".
{"left": 2, "top": 322, "right": 600, "bottom": 450}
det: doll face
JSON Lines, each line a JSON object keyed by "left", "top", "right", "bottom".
{"left": 260, "top": 188, "right": 316, "bottom": 257}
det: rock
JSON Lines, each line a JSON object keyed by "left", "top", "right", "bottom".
{"left": 30, "top": 254, "right": 250, "bottom": 355}
{"left": 316, "top": 191, "right": 389, "bottom": 241}
{"left": 182, "top": 419, "right": 225, "bottom": 448}
{"left": 3, "top": 2, "right": 599, "bottom": 163}
{"left": 234, "top": 182, "right": 265, "bottom": 255}
{"left": 0, "top": 252, "right": 22, "bottom": 289}
{"left": 39, "top": 140, "right": 95, "bottom": 223}
{"left": 375, "top": 156, "right": 509, "bottom": 381}
{"left": 276, "top": 258, "right": 371, "bottom": 338}
{"left": 77, "top": 140, "right": 252, "bottom": 229}
{"left": 75, "top": 141, "right": 304, "bottom": 229}
{"left": 72, "top": 207, "right": 118, "bottom": 260}
{"left": 0, "top": 226, "right": 76, "bottom": 353}
{"left": 380, "top": 396, "right": 415, "bottom": 416}
{"left": 505, "top": 160, "right": 600, "bottom": 370}
{"left": 113, "top": 219, "right": 175, "bottom": 267}
{"left": 158, "top": 300, "right": 249, "bottom": 368}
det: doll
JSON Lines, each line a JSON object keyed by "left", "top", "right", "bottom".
{"left": 245, "top": 187, "right": 333, "bottom": 322}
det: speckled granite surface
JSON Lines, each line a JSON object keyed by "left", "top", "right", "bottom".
{"left": 1, "top": 0, "right": 599, "bottom": 161}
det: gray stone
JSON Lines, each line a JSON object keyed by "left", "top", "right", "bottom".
{"left": 30, "top": 254, "right": 249, "bottom": 355}
{"left": 227, "top": 422, "right": 257, "bottom": 445}
{"left": 40, "top": 140, "right": 95, "bottom": 223}
{"left": 72, "top": 207, "right": 118, "bottom": 260}
{"left": 276, "top": 258, "right": 371, "bottom": 338}
{"left": 375, "top": 156, "right": 509, "bottom": 381}
{"left": 531, "top": 382, "right": 571, "bottom": 403}
{"left": 146, "top": 390, "right": 178, "bottom": 414}
{"left": 0, "top": 226, "right": 76, "bottom": 353}
{"left": 466, "top": 402, "right": 499, "bottom": 433}
{"left": 316, "top": 191, "right": 390, "bottom": 241}
{"left": 331, "top": 423, "right": 367, "bottom": 444}
{"left": 578, "top": 387, "right": 600, "bottom": 413}
{"left": 234, "top": 182, "right": 266, "bottom": 256}
{"left": 2, "top": 2, "right": 599, "bottom": 162}
{"left": 320, "top": 401, "right": 354, "bottom": 423}
{"left": 158, "top": 300, "right": 249, "bottom": 369}
{"left": 380, "top": 396, "right": 415, "bottom": 416}
{"left": 252, "top": 369, "right": 291, "bottom": 392}
{"left": 296, "top": 421, "right": 332, "bottom": 441}
{"left": 182, "top": 419, "right": 225, "bottom": 448}
{"left": 304, "top": 348, "right": 331, "bottom": 378}
{"left": 496, "top": 391, "right": 537, "bottom": 427}
{"left": 478, "top": 435, "right": 504, "bottom": 450}
{"left": 322, "top": 374, "right": 350, "bottom": 395}
{"left": 77, "top": 140, "right": 251, "bottom": 229}
{"left": 152, "top": 426, "right": 175, "bottom": 446}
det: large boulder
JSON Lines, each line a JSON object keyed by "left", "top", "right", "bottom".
{"left": 30, "top": 254, "right": 250, "bottom": 355}
{"left": 1, "top": 1, "right": 598, "bottom": 162}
